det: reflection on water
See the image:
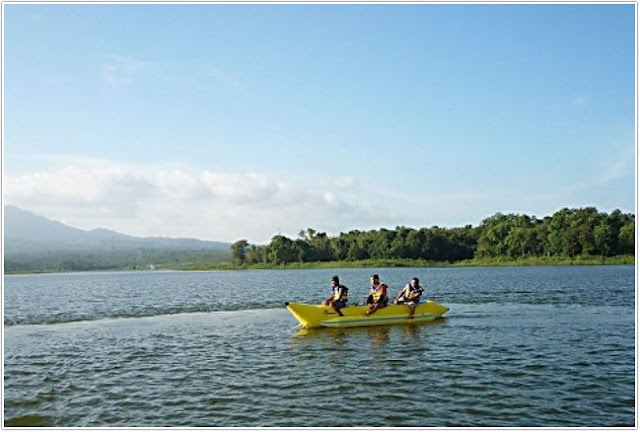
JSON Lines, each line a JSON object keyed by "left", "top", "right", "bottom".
{"left": 401, "top": 323, "right": 420, "bottom": 340}
{"left": 294, "top": 318, "right": 446, "bottom": 340}
{"left": 367, "top": 326, "right": 390, "bottom": 348}
{"left": 294, "top": 327, "right": 325, "bottom": 338}
{"left": 292, "top": 319, "right": 448, "bottom": 352}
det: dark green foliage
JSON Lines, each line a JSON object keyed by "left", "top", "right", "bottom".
{"left": 231, "top": 239, "right": 249, "bottom": 263}
{"left": 266, "top": 235, "right": 303, "bottom": 264}
{"left": 239, "top": 208, "right": 634, "bottom": 265}
{"left": 476, "top": 208, "right": 634, "bottom": 259}
{"left": 618, "top": 220, "right": 635, "bottom": 255}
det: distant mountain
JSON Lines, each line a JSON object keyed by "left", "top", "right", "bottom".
{"left": 4, "top": 205, "right": 230, "bottom": 255}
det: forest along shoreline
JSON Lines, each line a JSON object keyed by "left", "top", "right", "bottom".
{"left": 217, "top": 207, "right": 634, "bottom": 271}
{"left": 5, "top": 207, "right": 635, "bottom": 274}
{"left": 175, "top": 255, "right": 635, "bottom": 271}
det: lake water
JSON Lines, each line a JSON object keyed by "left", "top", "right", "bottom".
{"left": 3, "top": 266, "right": 636, "bottom": 427}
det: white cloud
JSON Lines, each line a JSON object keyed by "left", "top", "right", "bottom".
{"left": 101, "top": 55, "right": 151, "bottom": 87}
{"left": 5, "top": 164, "right": 151, "bottom": 205}
{"left": 10, "top": 156, "right": 617, "bottom": 244}
{"left": 334, "top": 176, "right": 356, "bottom": 189}
{"left": 152, "top": 168, "right": 205, "bottom": 200}
{"left": 201, "top": 171, "right": 277, "bottom": 203}
{"left": 3, "top": 159, "right": 388, "bottom": 243}
{"left": 322, "top": 191, "right": 338, "bottom": 206}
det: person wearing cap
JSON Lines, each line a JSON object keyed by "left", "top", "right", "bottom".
{"left": 365, "top": 274, "right": 389, "bottom": 315}
{"left": 323, "top": 275, "right": 349, "bottom": 317}
{"left": 394, "top": 277, "right": 425, "bottom": 318}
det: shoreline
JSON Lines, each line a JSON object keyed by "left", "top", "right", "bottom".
{"left": 4, "top": 255, "right": 635, "bottom": 275}
{"left": 175, "top": 255, "right": 635, "bottom": 271}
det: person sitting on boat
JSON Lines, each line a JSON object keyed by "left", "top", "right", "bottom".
{"left": 323, "top": 275, "right": 349, "bottom": 317}
{"left": 394, "top": 277, "right": 424, "bottom": 318}
{"left": 365, "top": 274, "right": 388, "bottom": 315}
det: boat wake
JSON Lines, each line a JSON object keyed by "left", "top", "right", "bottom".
{"left": 4, "top": 301, "right": 288, "bottom": 327}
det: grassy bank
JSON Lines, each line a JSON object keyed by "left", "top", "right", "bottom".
{"left": 6, "top": 255, "right": 633, "bottom": 274}
{"left": 169, "top": 255, "right": 635, "bottom": 271}
{"left": 453, "top": 255, "right": 635, "bottom": 266}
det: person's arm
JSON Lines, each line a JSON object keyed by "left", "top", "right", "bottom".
{"left": 410, "top": 286, "right": 424, "bottom": 300}
{"left": 323, "top": 291, "right": 334, "bottom": 304}
{"left": 394, "top": 286, "right": 405, "bottom": 302}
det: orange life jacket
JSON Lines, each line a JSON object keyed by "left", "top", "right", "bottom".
{"left": 370, "top": 283, "right": 388, "bottom": 302}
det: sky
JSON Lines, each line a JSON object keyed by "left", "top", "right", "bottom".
{"left": 3, "top": 2, "right": 637, "bottom": 244}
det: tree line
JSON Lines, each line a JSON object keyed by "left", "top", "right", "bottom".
{"left": 231, "top": 207, "right": 635, "bottom": 265}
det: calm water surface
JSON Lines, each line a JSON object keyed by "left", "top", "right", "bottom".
{"left": 3, "top": 266, "right": 636, "bottom": 427}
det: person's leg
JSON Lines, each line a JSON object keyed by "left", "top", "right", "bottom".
{"left": 408, "top": 302, "right": 416, "bottom": 318}
{"left": 366, "top": 303, "right": 379, "bottom": 315}
{"left": 332, "top": 301, "right": 345, "bottom": 316}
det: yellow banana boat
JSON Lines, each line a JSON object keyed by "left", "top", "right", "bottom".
{"left": 285, "top": 300, "right": 449, "bottom": 329}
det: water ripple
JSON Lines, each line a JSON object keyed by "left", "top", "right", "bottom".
{"left": 4, "top": 267, "right": 635, "bottom": 427}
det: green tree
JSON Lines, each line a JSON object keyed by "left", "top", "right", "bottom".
{"left": 477, "top": 213, "right": 516, "bottom": 257}
{"left": 330, "top": 236, "right": 350, "bottom": 261}
{"left": 245, "top": 244, "right": 266, "bottom": 264}
{"left": 573, "top": 207, "right": 602, "bottom": 255}
{"left": 535, "top": 218, "right": 551, "bottom": 256}
{"left": 593, "top": 220, "right": 615, "bottom": 256}
{"left": 609, "top": 210, "right": 635, "bottom": 254}
{"left": 230, "top": 239, "right": 249, "bottom": 264}
{"left": 370, "top": 229, "right": 395, "bottom": 259}
{"left": 307, "top": 231, "right": 333, "bottom": 261}
{"left": 224, "top": 207, "right": 633, "bottom": 267}
{"left": 618, "top": 221, "right": 635, "bottom": 255}
{"left": 505, "top": 215, "right": 539, "bottom": 257}
{"left": 547, "top": 208, "right": 572, "bottom": 256}
{"left": 267, "top": 235, "right": 301, "bottom": 264}
{"left": 405, "top": 228, "right": 426, "bottom": 259}
{"left": 389, "top": 226, "right": 414, "bottom": 258}
{"left": 427, "top": 226, "right": 451, "bottom": 261}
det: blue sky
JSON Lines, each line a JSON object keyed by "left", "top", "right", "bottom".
{"left": 3, "top": 3, "right": 636, "bottom": 243}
